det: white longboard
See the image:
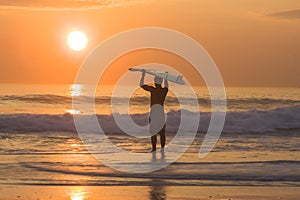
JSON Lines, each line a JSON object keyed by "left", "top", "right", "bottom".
{"left": 129, "top": 68, "right": 185, "bottom": 85}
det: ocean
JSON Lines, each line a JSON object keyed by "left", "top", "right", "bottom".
{"left": 0, "top": 84, "right": 299, "bottom": 187}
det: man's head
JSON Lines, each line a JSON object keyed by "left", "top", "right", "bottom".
{"left": 154, "top": 76, "right": 163, "bottom": 85}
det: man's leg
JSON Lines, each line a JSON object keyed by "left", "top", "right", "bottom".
{"left": 151, "top": 135, "right": 157, "bottom": 152}
{"left": 160, "top": 124, "right": 166, "bottom": 148}
{"left": 149, "top": 117, "right": 157, "bottom": 152}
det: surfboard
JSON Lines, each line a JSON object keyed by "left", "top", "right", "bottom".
{"left": 129, "top": 68, "right": 185, "bottom": 85}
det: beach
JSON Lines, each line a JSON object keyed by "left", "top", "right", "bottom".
{"left": 1, "top": 186, "right": 299, "bottom": 200}
{"left": 0, "top": 85, "right": 299, "bottom": 199}
{"left": 0, "top": 131, "right": 299, "bottom": 199}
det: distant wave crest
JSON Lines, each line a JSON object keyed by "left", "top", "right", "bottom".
{"left": 1, "top": 94, "right": 300, "bottom": 110}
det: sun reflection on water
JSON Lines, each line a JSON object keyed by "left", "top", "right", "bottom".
{"left": 65, "top": 109, "right": 81, "bottom": 114}
{"left": 71, "top": 194, "right": 84, "bottom": 200}
{"left": 69, "top": 84, "right": 86, "bottom": 97}
{"left": 70, "top": 187, "right": 86, "bottom": 200}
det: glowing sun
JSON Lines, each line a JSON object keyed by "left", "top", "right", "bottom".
{"left": 67, "top": 31, "right": 88, "bottom": 51}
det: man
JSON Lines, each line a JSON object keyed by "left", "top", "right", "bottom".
{"left": 140, "top": 70, "right": 168, "bottom": 152}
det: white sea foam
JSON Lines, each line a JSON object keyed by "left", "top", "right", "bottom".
{"left": 0, "top": 106, "right": 299, "bottom": 134}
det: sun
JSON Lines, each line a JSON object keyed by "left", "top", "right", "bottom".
{"left": 67, "top": 31, "right": 88, "bottom": 51}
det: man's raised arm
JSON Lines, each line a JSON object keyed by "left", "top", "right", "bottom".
{"left": 140, "top": 70, "right": 154, "bottom": 91}
{"left": 164, "top": 72, "right": 169, "bottom": 88}
{"left": 139, "top": 70, "right": 146, "bottom": 87}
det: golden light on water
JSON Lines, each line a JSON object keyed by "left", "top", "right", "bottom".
{"left": 66, "top": 84, "right": 85, "bottom": 115}
{"left": 71, "top": 194, "right": 84, "bottom": 200}
{"left": 69, "top": 84, "right": 86, "bottom": 97}
{"left": 70, "top": 188, "right": 86, "bottom": 200}
{"left": 71, "top": 143, "right": 81, "bottom": 147}
{"left": 66, "top": 109, "right": 81, "bottom": 115}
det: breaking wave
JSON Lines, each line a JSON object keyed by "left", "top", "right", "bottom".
{"left": 0, "top": 106, "right": 299, "bottom": 134}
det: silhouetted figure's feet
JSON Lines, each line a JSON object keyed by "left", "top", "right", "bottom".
{"left": 151, "top": 149, "right": 156, "bottom": 152}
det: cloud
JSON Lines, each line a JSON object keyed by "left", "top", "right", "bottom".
{"left": 0, "top": 0, "right": 151, "bottom": 11}
{"left": 266, "top": 9, "right": 300, "bottom": 20}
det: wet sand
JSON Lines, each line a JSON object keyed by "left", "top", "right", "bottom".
{"left": 0, "top": 186, "right": 299, "bottom": 200}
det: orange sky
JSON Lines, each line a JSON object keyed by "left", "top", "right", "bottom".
{"left": 0, "top": 0, "right": 299, "bottom": 86}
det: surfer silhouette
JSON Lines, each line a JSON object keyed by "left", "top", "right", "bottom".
{"left": 140, "top": 69, "right": 168, "bottom": 152}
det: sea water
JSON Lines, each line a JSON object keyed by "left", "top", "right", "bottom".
{"left": 0, "top": 84, "right": 299, "bottom": 186}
